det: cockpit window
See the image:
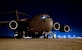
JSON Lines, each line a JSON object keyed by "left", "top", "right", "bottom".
{"left": 41, "top": 15, "right": 50, "bottom": 20}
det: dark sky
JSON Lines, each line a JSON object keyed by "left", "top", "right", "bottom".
{"left": 0, "top": 0, "right": 81, "bottom": 25}
{"left": 0, "top": 0, "right": 82, "bottom": 36}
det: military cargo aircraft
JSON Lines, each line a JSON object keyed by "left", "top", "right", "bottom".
{"left": 0, "top": 10, "right": 70, "bottom": 38}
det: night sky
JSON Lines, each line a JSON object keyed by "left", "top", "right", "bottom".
{"left": 0, "top": 0, "right": 82, "bottom": 37}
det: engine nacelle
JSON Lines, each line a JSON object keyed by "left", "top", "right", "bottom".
{"left": 53, "top": 22, "right": 60, "bottom": 30}
{"left": 59, "top": 25, "right": 70, "bottom": 32}
{"left": 9, "top": 20, "right": 18, "bottom": 30}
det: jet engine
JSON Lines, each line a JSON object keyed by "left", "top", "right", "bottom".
{"left": 9, "top": 20, "right": 18, "bottom": 30}
{"left": 53, "top": 22, "right": 60, "bottom": 30}
{"left": 53, "top": 22, "right": 70, "bottom": 32}
{"left": 59, "top": 25, "right": 70, "bottom": 32}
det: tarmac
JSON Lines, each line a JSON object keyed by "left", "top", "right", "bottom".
{"left": 0, "top": 38, "right": 82, "bottom": 50}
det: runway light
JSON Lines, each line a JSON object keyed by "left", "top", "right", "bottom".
{"left": 58, "top": 35, "right": 61, "bottom": 38}
{"left": 63, "top": 35, "right": 66, "bottom": 38}
{"left": 77, "top": 37, "right": 82, "bottom": 39}
{"left": 73, "top": 35, "right": 75, "bottom": 38}
{"left": 68, "top": 35, "right": 71, "bottom": 38}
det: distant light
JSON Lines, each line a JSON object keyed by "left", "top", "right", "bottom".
{"left": 68, "top": 35, "right": 71, "bottom": 38}
{"left": 63, "top": 35, "right": 66, "bottom": 38}
{"left": 58, "top": 35, "right": 61, "bottom": 38}
{"left": 77, "top": 37, "right": 82, "bottom": 39}
{"left": 73, "top": 35, "right": 75, "bottom": 38}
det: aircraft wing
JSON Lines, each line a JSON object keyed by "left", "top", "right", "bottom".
{"left": 0, "top": 21, "right": 9, "bottom": 24}
{"left": 0, "top": 21, "right": 9, "bottom": 27}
